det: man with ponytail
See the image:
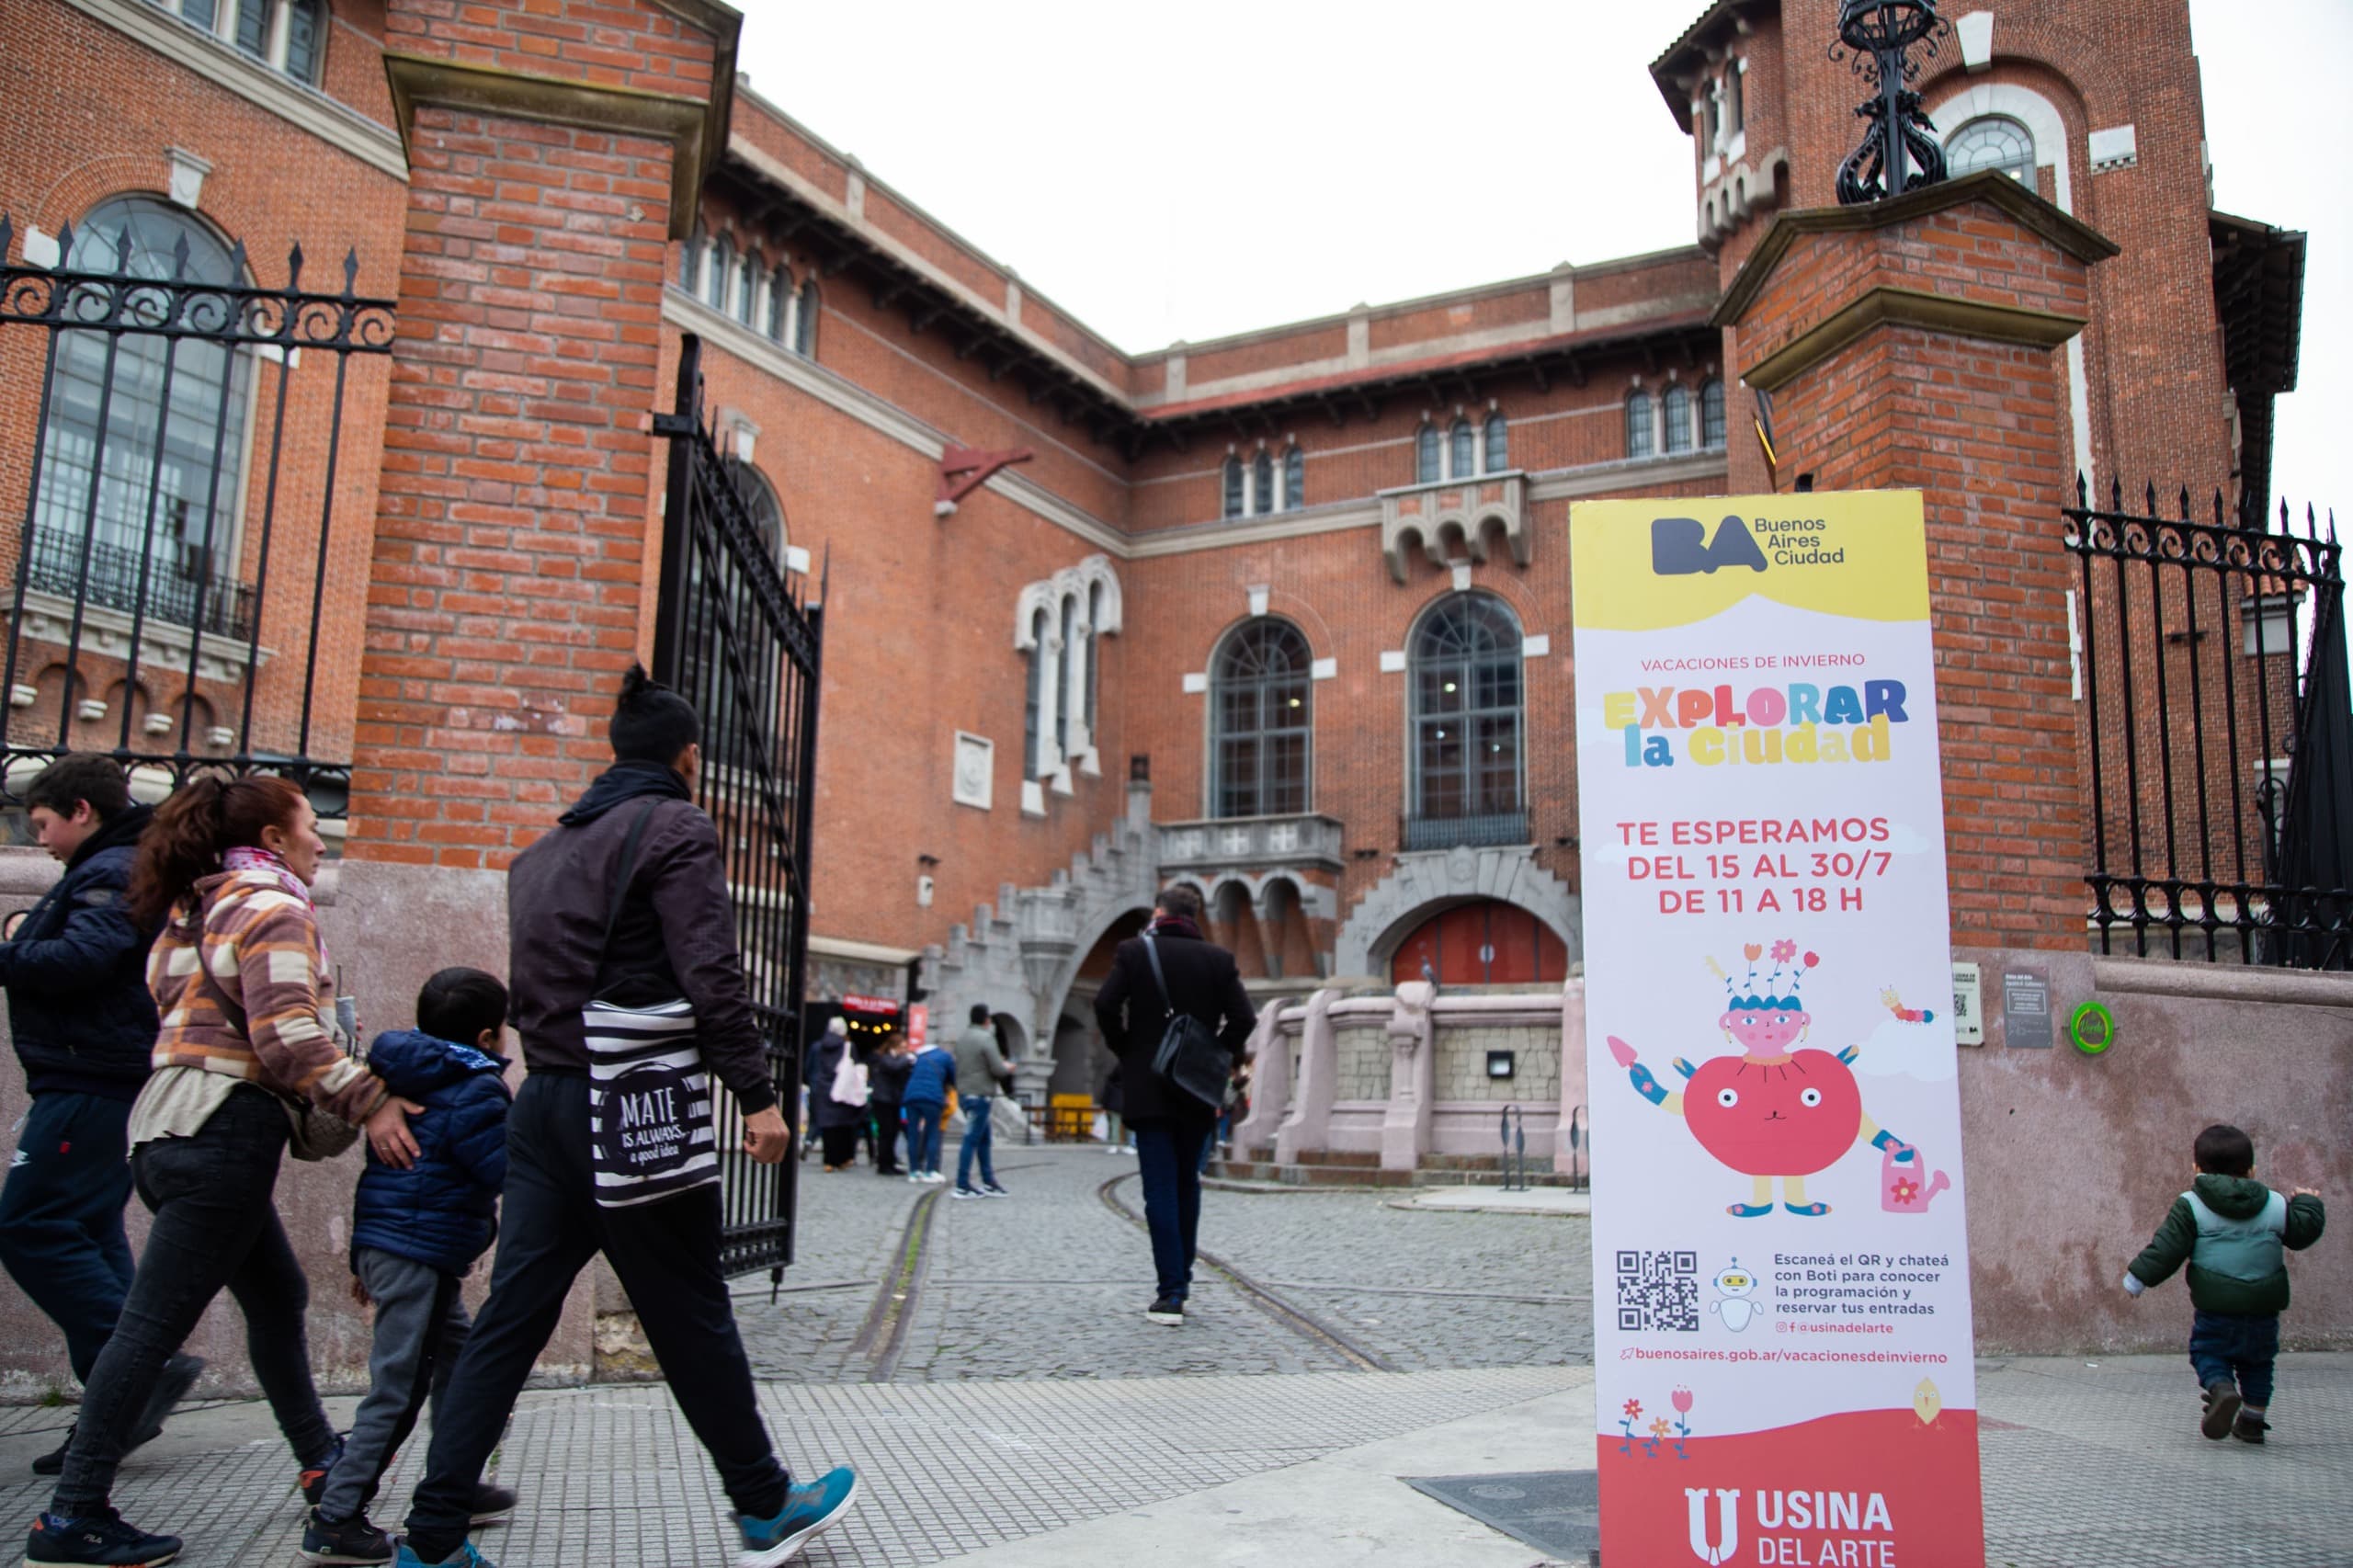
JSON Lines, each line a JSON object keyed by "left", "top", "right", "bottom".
{"left": 394, "top": 665, "right": 857, "bottom": 1568}
{"left": 27, "top": 773, "right": 422, "bottom": 1568}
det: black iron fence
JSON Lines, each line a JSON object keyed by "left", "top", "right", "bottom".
{"left": 2064, "top": 481, "right": 2351, "bottom": 967}
{"left": 0, "top": 212, "right": 393, "bottom": 812}
{"left": 653, "top": 333, "right": 824, "bottom": 1280}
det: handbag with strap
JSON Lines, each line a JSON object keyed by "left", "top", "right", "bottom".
{"left": 584, "top": 801, "right": 720, "bottom": 1208}
{"left": 828, "top": 1051, "right": 869, "bottom": 1107}
{"left": 1141, "top": 930, "right": 1232, "bottom": 1112}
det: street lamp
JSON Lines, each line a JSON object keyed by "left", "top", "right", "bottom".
{"left": 1832, "top": 0, "right": 1953, "bottom": 205}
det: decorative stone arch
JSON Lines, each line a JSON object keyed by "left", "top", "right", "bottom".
{"left": 1032, "top": 895, "right": 1156, "bottom": 1072}
{"left": 1334, "top": 844, "right": 1581, "bottom": 981}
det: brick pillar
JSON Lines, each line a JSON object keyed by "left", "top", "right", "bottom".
{"left": 1712, "top": 171, "right": 2119, "bottom": 950}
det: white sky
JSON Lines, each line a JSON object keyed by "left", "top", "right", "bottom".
{"left": 735, "top": 0, "right": 2347, "bottom": 523}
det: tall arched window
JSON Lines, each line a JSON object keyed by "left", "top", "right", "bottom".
{"left": 1664, "top": 384, "right": 1693, "bottom": 454}
{"left": 1282, "top": 445, "right": 1305, "bottom": 511}
{"left": 707, "top": 235, "right": 733, "bottom": 311}
{"left": 1625, "top": 391, "right": 1655, "bottom": 459}
{"left": 682, "top": 224, "right": 705, "bottom": 291}
{"left": 1222, "top": 456, "right": 1245, "bottom": 519}
{"left": 767, "top": 267, "right": 790, "bottom": 340}
{"left": 1700, "top": 380, "right": 1727, "bottom": 449}
{"left": 1025, "top": 608, "right": 1048, "bottom": 777}
{"left": 1449, "top": 418, "right": 1475, "bottom": 479}
{"left": 1251, "top": 449, "right": 1275, "bottom": 517}
{"left": 1415, "top": 423, "right": 1440, "bottom": 483}
{"left": 34, "top": 198, "right": 251, "bottom": 630}
{"left": 1212, "top": 619, "right": 1313, "bottom": 818}
{"left": 1947, "top": 116, "right": 2036, "bottom": 183}
{"left": 1483, "top": 413, "right": 1508, "bottom": 473}
{"left": 1086, "top": 581, "right": 1103, "bottom": 734}
{"left": 1056, "top": 597, "right": 1076, "bottom": 756}
{"left": 282, "top": 0, "right": 324, "bottom": 84}
{"left": 1411, "top": 594, "right": 1523, "bottom": 825}
{"left": 734, "top": 254, "right": 756, "bottom": 325}
{"left": 793, "top": 278, "right": 820, "bottom": 355}
{"left": 731, "top": 462, "right": 785, "bottom": 561}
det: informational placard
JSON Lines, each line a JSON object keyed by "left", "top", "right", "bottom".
{"left": 1570, "top": 493, "right": 1984, "bottom": 1567}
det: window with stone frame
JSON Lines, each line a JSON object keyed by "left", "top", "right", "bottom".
{"left": 1252, "top": 449, "right": 1276, "bottom": 517}
{"left": 1625, "top": 391, "right": 1655, "bottom": 460}
{"left": 1024, "top": 607, "right": 1048, "bottom": 777}
{"left": 1283, "top": 445, "right": 1305, "bottom": 511}
{"left": 153, "top": 0, "right": 325, "bottom": 84}
{"left": 1449, "top": 418, "right": 1476, "bottom": 480}
{"left": 793, "top": 278, "right": 819, "bottom": 356}
{"left": 1222, "top": 456, "right": 1245, "bottom": 519}
{"left": 1416, "top": 422, "right": 1440, "bottom": 483}
{"left": 767, "top": 267, "right": 790, "bottom": 340}
{"left": 1212, "top": 619, "right": 1313, "bottom": 818}
{"left": 1947, "top": 116, "right": 2036, "bottom": 184}
{"left": 1484, "top": 412, "right": 1508, "bottom": 473}
{"left": 1700, "top": 380, "right": 1727, "bottom": 449}
{"left": 734, "top": 254, "right": 757, "bottom": 326}
{"left": 1411, "top": 593, "right": 1523, "bottom": 823}
{"left": 1664, "top": 384, "right": 1694, "bottom": 454}
{"left": 708, "top": 234, "right": 733, "bottom": 312}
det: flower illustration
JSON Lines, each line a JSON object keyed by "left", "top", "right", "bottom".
{"left": 1671, "top": 1387, "right": 1693, "bottom": 1415}
{"left": 1770, "top": 939, "right": 1798, "bottom": 964}
{"left": 1802, "top": 950, "right": 1820, "bottom": 968}
{"left": 1743, "top": 944, "right": 1763, "bottom": 961}
{"left": 1893, "top": 1177, "right": 1920, "bottom": 1205}
{"left": 1649, "top": 1417, "right": 1672, "bottom": 1438}
{"left": 1622, "top": 1398, "right": 1643, "bottom": 1420}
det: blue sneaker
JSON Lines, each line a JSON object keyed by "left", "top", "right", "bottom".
{"left": 737, "top": 1468, "right": 858, "bottom": 1568}
{"left": 25, "top": 1509, "right": 182, "bottom": 1565}
{"left": 392, "top": 1544, "right": 494, "bottom": 1568}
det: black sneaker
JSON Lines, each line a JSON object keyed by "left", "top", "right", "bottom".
{"left": 981, "top": 1183, "right": 1011, "bottom": 1198}
{"left": 2200, "top": 1380, "right": 2243, "bottom": 1440}
{"left": 30, "top": 1426, "right": 72, "bottom": 1478}
{"left": 300, "top": 1435, "right": 347, "bottom": 1506}
{"left": 1145, "top": 1298, "right": 1184, "bottom": 1325}
{"left": 2232, "top": 1413, "right": 2269, "bottom": 1445}
{"left": 299, "top": 1508, "right": 392, "bottom": 1565}
{"left": 25, "top": 1508, "right": 182, "bottom": 1565}
{"left": 466, "top": 1483, "right": 517, "bottom": 1525}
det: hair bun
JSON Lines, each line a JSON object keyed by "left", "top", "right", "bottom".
{"left": 617, "top": 662, "right": 662, "bottom": 710}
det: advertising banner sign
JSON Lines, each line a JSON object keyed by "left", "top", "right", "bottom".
{"left": 1570, "top": 492, "right": 1984, "bottom": 1567}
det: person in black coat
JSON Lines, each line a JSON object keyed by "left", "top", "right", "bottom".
{"left": 1091, "top": 884, "right": 1255, "bottom": 1324}
{"left": 865, "top": 1030, "right": 913, "bottom": 1176}
{"left": 804, "top": 1018, "right": 866, "bottom": 1170}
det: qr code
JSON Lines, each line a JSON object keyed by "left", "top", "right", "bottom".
{"left": 1616, "top": 1249, "right": 1699, "bottom": 1333}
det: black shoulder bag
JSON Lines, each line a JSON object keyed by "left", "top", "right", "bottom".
{"left": 1142, "top": 931, "right": 1232, "bottom": 1112}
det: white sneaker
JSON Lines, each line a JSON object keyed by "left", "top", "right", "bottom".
{"left": 926, "top": 1171, "right": 948, "bottom": 1184}
{"left": 907, "top": 1173, "right": 925, "bottom": 1184}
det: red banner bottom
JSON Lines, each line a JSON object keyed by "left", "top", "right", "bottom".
{"left": 1596, "top": 1408, "right": 1984, "bottom": 1566}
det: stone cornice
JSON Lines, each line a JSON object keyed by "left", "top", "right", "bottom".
{"left": 381, "top": 53, "right": 716, "bottom": 237}
{"left": 61, "top": 0, "right": 407, "bottom": 180}
{"left": 1738, "top": 285, "right": 2090, "bottom": 394}
{"left": 1713, "top": 171, "right": 2121, "bottom": 331}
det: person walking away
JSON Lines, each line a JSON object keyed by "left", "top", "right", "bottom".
{"left": 2124, "top": 1122, "right": 2325, "bottom": 1444}
{"left": 899, "top": 1030, "right": 955, "bottom": 1185}
{"left": 1091, "top": 885, "right": 1253, "bottom": 1325}
{"left": 301, "top": 968, "right": 520, "bottom": 1565}
{"left": 804, "top": 1017, "right": 865, "bottom": 1172}
{"left": 866, "top": 1030, "right": 911, "bottom": 1177}
{"left": 394, "top": 666, "right": 856, "bottom": 1568}
{"left": 951, "top": 1006, "right": 1012, "bottom": 1199}
{"left": 28, "top": 775, "right": 422, "bottom": 1568}
{"left": 0, "top": 756, "right": 203, "bottom": 1477}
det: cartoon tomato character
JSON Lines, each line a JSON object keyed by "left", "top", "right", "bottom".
{"left": 1609, "top": 942, "right": 1911, "bottom": 1218}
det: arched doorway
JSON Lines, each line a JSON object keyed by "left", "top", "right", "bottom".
{"left": 1389, "top": 899, "right": 1567, "bottom": 986}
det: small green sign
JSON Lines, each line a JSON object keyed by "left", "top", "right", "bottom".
{"left": 2069, "top": 1001, "right": 2116, "bottom": 1056}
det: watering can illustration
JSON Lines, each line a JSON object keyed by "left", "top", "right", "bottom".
{"left": 1880, "top": 1144, "right": 1951, "bottom": 1213}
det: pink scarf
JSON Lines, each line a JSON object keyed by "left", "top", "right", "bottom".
{"left": 223, "top": 845, "right": 313, "bottom": 906}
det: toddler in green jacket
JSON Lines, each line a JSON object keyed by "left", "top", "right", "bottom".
{"left": 2124, "top": 1123, "right": 2325, "bottom": 1444}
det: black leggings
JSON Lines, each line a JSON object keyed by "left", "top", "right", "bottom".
{"left": 819, "top": 1125, "right": 860, "bottom": 1166}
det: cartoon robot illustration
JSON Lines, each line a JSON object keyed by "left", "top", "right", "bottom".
{"left": 1709, "top": 1260, "right": 1761, "bottom": 1331}
{"left": 1608, "top": 940, "right": 1914, "bottom": 1218}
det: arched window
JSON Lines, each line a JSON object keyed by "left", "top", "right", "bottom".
{"left": 1415, "top": 423, "right": 1439, "bottom": 483}
{"left": 793, "top": 278, "right": 819, "bottom": 356}
{"left": 234, "top": 0, "right": 269, "bottom": 60}
{"left": 282, "top": 0, "right": 324, "bottom": 84}
{"left": 1483, "top": 413, "right": 1508, "bottom": 473}
{"left": 1282, "top": 445, "right": 1305, "bottom": 511}
{"left": 1056, "top": 597, "right": 1076, "bottom": 757}
{"left": 1700, "top": 380, "right": 1727, "bottom": 449}
{"left": 1411, "top": 594, "right": 1523, "bottom": 824}
{"left": 1449, "top": 418, "right": 1475, "bottom": 479}
{"left": 1222, "top": 456, "right": 1245, "bottom": 519}
{"left": 1947, "top": 115, "right": 2036, "bottom": 183}
{"left": 1086, "top": 582, "right": 1103, "bottom": 734}
{"left": 1664, "top": 384, "right": 1693, "bottom": 454}
{"left": 1025, "top": 608, "right": 1048, "bottom": 777}
{"left": 1251, "top": 449, "right": 1275, "bottom": 517}
{"left": 681, "top": 225, "right": 704, "bottom": 291}
{"left": 1625, "top": 391, "right": 1655, "bottom": 459}
{"left": 1212, "top": 619, "right": 1313, "bottom": 818}
{"left": 34, "top": 198, "right": 251, "bottom": 631}
{"left": 734, "top": 254, "right": 757, "bottom": 325}
{"left": 707, "top": 235, "right": 733, "bottom": 312}
{"left": 730, "top": 462, "right": 785, "bottom": 561}
{"left": 767, "top": 267, "right": 790, "bottom": 340}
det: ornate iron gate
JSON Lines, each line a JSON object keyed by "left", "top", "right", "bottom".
{"left": 2064, "top": 481, "right": 2350, "bottom": 967}
{"left": 0, "top": 211, "right": 394, "bottom": 813}
{"left": 652, "top": 334, "right": 824, "bottom": 1278}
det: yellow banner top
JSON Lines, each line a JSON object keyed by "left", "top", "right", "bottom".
{"left": 1569, "top": 490, "right": 1929, "bottom": 631}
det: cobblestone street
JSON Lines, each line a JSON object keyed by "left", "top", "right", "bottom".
{"left": 733, "top": 1142, "right": 1594, "bottom": 1384}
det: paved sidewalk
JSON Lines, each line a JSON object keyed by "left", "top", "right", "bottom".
{"left": 0, "top": 1354, "right": 2344, "bottom": 1565}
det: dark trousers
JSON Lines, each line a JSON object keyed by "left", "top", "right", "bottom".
{"left": 818, "top": 1124, "right": 859, "bottom": 1167}
{"left": 872, "top": 1101, "right": 904, "bottom": 1172}
{"left": 402, "top": 1074, "right": 788, "bottom": 1562}
{"left": 903, "top": 1102, "right": 943, "bottom": 1174}
{"left": 2190, "top": 1310, "right": 2279, "bottom": 1408}
{"left": 0, "top": 1091, "right": 136, "bottom": 1382}
{"left": 1133, "top": 1118, "right": 1212, "bottom": 1303}
{"left": 52, "top": 1086, "right": 335, "bottom": 1517}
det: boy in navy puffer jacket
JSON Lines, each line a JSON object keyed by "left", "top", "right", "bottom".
{"left": 301, "top": 970, "right": 517, "bottom": 1566}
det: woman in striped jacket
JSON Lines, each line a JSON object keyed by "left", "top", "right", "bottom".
{"left": 28, "top": 775, "right": 422, "bottom": 1568}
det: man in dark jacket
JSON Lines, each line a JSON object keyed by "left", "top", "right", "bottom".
{"left": 397, "top": 667, "right": 857, "bottom": 1568}
{"left": 0, "top": 756, "right": 201, "bottom": 1469}
{"left": 867, "top": 1029, "right": 912, "bottom": 1176}
{"left": 1092, "top": 884, "right": 1254, "bottom": 1325}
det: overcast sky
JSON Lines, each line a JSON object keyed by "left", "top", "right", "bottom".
{"left": 736, "top": 0, "right": 2347, "bottom": 522}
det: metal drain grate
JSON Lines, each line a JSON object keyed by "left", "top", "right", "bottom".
{"left": 1404, "top": 1469, "right": 1600, "bottom": 1561}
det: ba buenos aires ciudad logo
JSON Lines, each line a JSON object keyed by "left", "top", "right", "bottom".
{"left": 1650, "top": 511, "right": 1847, "bottom": 576}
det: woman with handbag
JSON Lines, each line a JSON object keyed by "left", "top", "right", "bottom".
{"left": 805, "top": 1017, "right": 866, "bottom": 1171}
{"left": 28, "top": 775, "right": 421, "bottom": 1568}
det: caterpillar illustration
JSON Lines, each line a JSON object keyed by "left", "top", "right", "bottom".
{"left": 1880, "top": 986, "right": 1935, "bottom": 1025}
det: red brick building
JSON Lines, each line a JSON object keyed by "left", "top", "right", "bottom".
{"left": 0, "top": 0, "right": 2303, "bottom": 1106}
